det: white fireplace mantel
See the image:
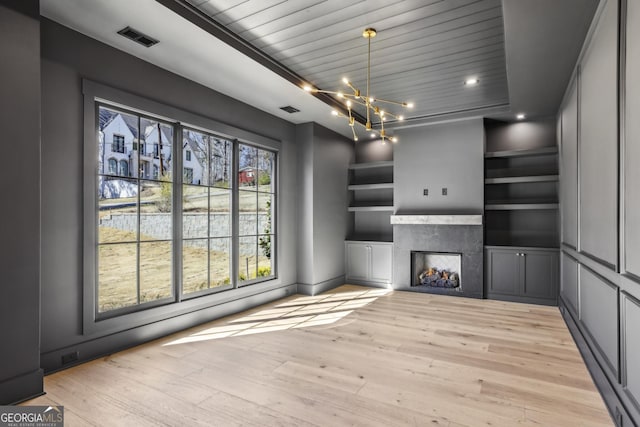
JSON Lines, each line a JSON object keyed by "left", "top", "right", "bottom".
{"left": 390, "top": 215, "right": 483, "bottom": 226}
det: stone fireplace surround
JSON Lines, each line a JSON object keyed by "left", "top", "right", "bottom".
{"left": 391, "top": 215, "right": 484, "bottom": 298}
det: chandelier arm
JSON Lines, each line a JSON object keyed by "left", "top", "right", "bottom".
{"left": 370, "top": 98, "right": 410, "bottom": 107}
{"left": 366, "top": 32, "right": 371, "bottom": 128}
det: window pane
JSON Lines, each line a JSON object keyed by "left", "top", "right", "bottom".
{"left": 210, "top": 137, "right": 232, "bottom": 188}
{"left": 98, "top": 176, "right": 138, "bottom": 244}
{"left": 139, "top": 180, "right": 172, "bottom": 241}
{"left": 258, "top": 234, "right": 274, "bottom": 278}
{"left": 210, "top": 188, "right": 231, "bottom": 237}
{"left": 183, "top": 129, "right": 208, "bottom": 186}
{"left": 210, "top": 238, "right": 231, "bottom": 288}
{"left": 183, "top": 185, "right": 208, "bottom": 239}
{"left": 258, "top": 193, "right": 273, "bottom": 236}
{"left": 238, "top": 145, "right": 257, "bottom": 190}
{"left": 239, "top": 236, "right": 257, "bottom": 282}
{"left": 257, "top": 149, "right": 274, "bottom": 193}
{"left": 98, "top": 243, "right": 137, "bottom": 313}
{"left": 140, "top": 118, "right": 173, "bottom": 181}
{"left": 239, "top": 190, "right": 257, "bottom": 236}
{"left": 140, "top": 241, "right": 173, "bottom": 303}
{"left": 99, "top": 106, "right": 138, "bottom": 178}
{"left": 183, "top": 239, "right": 209, "bottom": 295}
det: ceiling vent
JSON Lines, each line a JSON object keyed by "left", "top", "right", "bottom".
{"left": 280, "top": 106, "right": 300, "bottom": 114}
{"left": 117, "top": 26, "right": 158, "bottom": 48}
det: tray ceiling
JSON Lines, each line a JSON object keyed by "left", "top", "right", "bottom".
{"left": 186, "top": 0, "right": 510, "bottom": 124}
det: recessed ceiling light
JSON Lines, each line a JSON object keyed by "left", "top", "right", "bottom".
{"left": 464, "top": 78, "right": 479, "bottom": 86}
{"left": 516, "top": 113, "right": 526, "bottom": 120}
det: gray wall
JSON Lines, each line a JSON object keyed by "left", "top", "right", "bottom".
{"left": 394, "top": 119, "right": 484, "bottom": 214}
{"left": 40, "top": 19, "right": 299, "bottom": 371}
{"left": 0, "top": 0, "right": 43, "bottom": 404}
{"left": 484, "top": 117, "right": 557, "bottom": 152}
{"left": 297, "top": 123, "right": 353, "bottom": 295}
{"left": 558, "top": 0, "right": 640, "bottom": 424}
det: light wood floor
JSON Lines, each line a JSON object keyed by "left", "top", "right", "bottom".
{"left": 26, "top": 285, "right": 612, "bottom": 426}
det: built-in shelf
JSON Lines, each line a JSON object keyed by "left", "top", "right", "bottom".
{"left": 348, "top": 160, "right": 394, "bottom": 170}
{"left": 348, "top": 183, "right": 394, "bottom": 191}
{"left": 484, "top": 175, "right": 559, "bottom": 184}
{"left": 346, "top": 236, "right": 394, "bottom": 243}
{"left": 484, "top": 146, "right": 558, "bottom": 159}
{"left": 348, "top": 205, "right": 395, "bottom": 212}
{"left": 485, "top": 202, "right": 559, "bottom": 210}
{"left": 390, "top": 214, "right": 483, "bottom": 225}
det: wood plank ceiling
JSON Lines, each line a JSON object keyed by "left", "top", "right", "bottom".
{"left": 185, "top": 0, "right": 509, "bottom": 124}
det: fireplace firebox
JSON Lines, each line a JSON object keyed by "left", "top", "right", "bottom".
{"left": 411, "top": 251, "right": 462, "bottom": 291}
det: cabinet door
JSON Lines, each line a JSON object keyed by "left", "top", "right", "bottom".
{"left": 486, "top": 249, "right": 520, "bottom": 296}
{"left": 369, "top": 244, "right": 392, "bottom": 284}
{"left": 346, "top": 243, "right": 369, "bottom": 281}
{"left": 522, "top": 250, "right": 558, "bottom": 299}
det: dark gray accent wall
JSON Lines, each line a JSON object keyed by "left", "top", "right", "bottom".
{"left": 485, "top": 117, "right": 557, "bottom": 152}
{"left": 0, "top": 0, "right": 43, "bottom": 404}
{"left": 578, "top": 0, "right": 619, "bottom": 268}
{"left": 354, "top": 139, "right": 393, "bottom": 163}
{"left": 40, "top": 19, "right": 299, "bottom": 371}
{"left": 558, "top": 0, "right": 640, "bottom": 424}
{"left": 394, "top": 119, "right": 484, "bottom": 214}
{"left": 296, "top": 122, "right": 353, "bottom": 295}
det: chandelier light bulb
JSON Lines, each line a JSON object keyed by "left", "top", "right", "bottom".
{"left": 406, "top": 102, "right": 414, "bottom": 109}
{"left": 370, "top": 132, "right": 376, "bottom": 138}
{"left": 337, "top": 92, "right": 344, "bottom": 98}
{"left": 342, "top": 77, "right": 349, "bottom": 84}
{"left": 331, "top": 110, "right": 339, "bottom": 116}
{"left": 398, "top": 115, "right": 404, "bottom": 121}
{"left": 346, "top": 100, "right": 352, "bottom": 107}
{"left": 303, "top": 85, "right": 313, "bottom": 92}
{"left": 391, "top": 137, "right": 398, "bottom": 143}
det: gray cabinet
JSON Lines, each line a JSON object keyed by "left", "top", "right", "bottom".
{"left": 345, "top": 241, "right": 392, "bottom": 286}
{"left": 485, "top": 246, "right": 558, "bottom": 305}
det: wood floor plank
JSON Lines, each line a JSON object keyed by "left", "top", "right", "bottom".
{"left": 23, "top": 285, "right": 612, "bottom": 426}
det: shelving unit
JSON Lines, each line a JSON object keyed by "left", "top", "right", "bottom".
{"left": 483, "top": 119, "right": 559, "bottom": 305}
{"left": 484, "top": 146, "right": 560, "bottom": 248}
{"left": 347, "top": 160, "right": 394, "bottom": 242}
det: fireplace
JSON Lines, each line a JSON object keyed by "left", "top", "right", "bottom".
{"left": 411, "top": 251, "right": 462, "bottom": 291}
{"left": 391, "top": 215, "right": 484, "bottom": 298}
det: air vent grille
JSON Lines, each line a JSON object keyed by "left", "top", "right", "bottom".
{"left": 117, "top": 26, "right": 158, "bottom": 48}
{"left": 280, "top": 106, "right": 300, "bottom": 114}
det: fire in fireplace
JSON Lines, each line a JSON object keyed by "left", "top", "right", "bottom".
{"left": 411, "top": 251, "right": 462, "bottom": 290}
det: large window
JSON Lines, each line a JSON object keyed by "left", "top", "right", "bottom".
{"left": 94, "top": 103, "right": 277, "bottom": 318}
{"left": 238, "top": 144, "right": 275, "bottom": 283}
{"left": 97, "top": 106, "right": 174, "bottom": 315}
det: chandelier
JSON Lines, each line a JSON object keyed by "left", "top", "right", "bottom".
{"left": 303, "top": 28, "right": 414, "bottom": 143}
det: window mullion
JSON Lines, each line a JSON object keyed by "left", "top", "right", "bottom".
{"left": 136, "top": 115, "right": 141, "bottom": 305}
{"left": 232, "top": 140, "right": 239, "bottom": 288}
{"left": 207, "top": 136, "right": 211, "bottom": 291}
{"left": 174, "top": 125, "right": 183, "bottom": 302}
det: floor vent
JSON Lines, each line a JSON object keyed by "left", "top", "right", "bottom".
{"left": 117, "top": 26, "right": 159, "bottom": 47}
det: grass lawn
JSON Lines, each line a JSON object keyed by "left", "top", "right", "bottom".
{"left": 98, "top": 228, "right": 271, "bottom": 313}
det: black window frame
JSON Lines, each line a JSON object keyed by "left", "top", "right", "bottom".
{"left": 83, "top": 79, "right": 281, "bottom": 335}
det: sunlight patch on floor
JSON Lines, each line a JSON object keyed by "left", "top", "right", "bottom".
{"left": 163, "top": 288, "right": 391, "bottom": 346}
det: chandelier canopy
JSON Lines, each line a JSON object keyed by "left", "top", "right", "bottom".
{"left": 303, "top": 28, "right": 414, "bottom": 143}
